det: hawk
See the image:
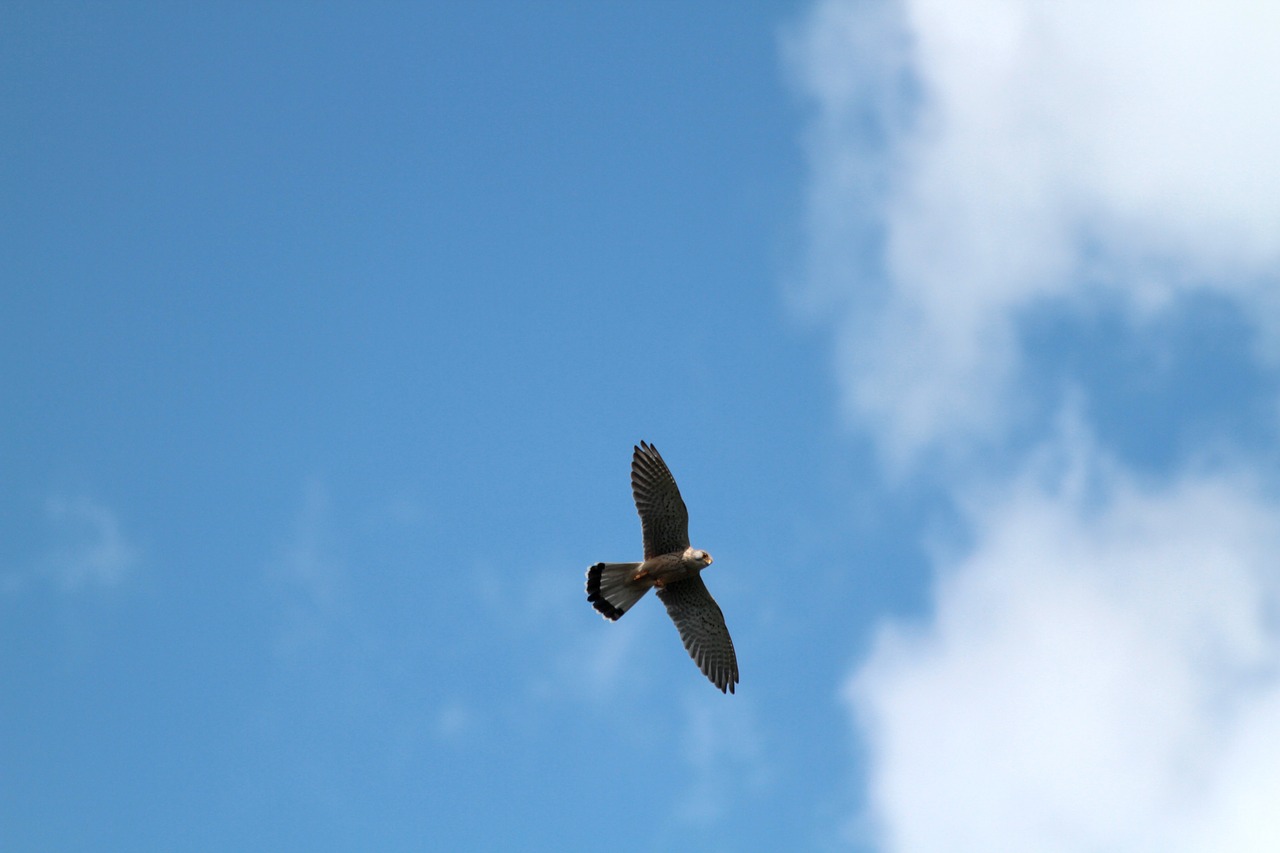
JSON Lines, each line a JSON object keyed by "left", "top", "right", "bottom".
{"left": 585, "top": 441, "right": 739, "bottom": 693}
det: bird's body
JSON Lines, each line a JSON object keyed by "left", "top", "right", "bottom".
{"left": 585, "top": 441, "right": 738, "bottom": 694}
{"left": 634, "top": 549, "right": 703, "bottom": 588}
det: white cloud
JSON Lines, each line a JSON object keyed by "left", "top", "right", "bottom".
{"left": 845, "top": 440, "right": 1280, "bottom": 851}
{"left": 791, "top": 4, "right": 1280, "bottom": 847}
{"left": 43, "top": 495, "right": 138, "bottom": 590}
{"left": 791, "top": 0, "right": 1280, "bottom": 467}
{"left": 433, "top": 698, "right": 474, "bottom": 741}
{"left": 676, "top": 690, "right": 768, "bottom": 826}
{"left": 268, "top": 480, "right": 346, "bottom": 658}
{"left": 504, "top": 562, "right": 648, "bottom": 704}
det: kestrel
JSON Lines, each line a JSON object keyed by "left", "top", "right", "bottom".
{"left": 585, "top": 441, "right": 739, "bottom": 694}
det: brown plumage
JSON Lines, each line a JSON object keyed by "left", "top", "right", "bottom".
{"left": 585, "top": 441, "right": 739, "bottom": 694}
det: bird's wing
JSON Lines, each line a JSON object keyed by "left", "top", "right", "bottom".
{"left": 631, "top": 441, "right": 690, "bottom": 558}
{"left": 657, "top": 574, "right": 738, "bottom": 694}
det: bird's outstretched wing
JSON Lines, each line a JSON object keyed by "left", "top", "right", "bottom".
{"left": 631, "top": 441, "right": 690, "bottom": 559}
{"left": 657, "top": 575, "right": 738, "bottom": 694}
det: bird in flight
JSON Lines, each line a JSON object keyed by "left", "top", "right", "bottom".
{"left": 585, "top": 441, "right": 738, "bottom": 693}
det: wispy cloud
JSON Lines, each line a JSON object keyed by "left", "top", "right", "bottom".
{"left": 433, "top": 698, "right": 474, "bottom": 742}
{"left": 790, "top": 0, "right": 1280, "bottom": 470}
{"left": 267, "top": 480, "right": 346, "bottom": 658}
{"left": 845, "top": 436, "right": 1280, "bottom": 851}
{"left": 483, "top": 561, "right": 646, "bottom": 704}
{"left": 486, "top": 560, "right": 773, "bottom": 828}
{"left": 674, "top": 690, "right": 768, "bottom": 826}
{"left": 42, "top": 495, "right": 138, "bottom": 591}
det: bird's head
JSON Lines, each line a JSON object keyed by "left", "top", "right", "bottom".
{"left": 693, "top": 549, "right": 713, "bottom": 566}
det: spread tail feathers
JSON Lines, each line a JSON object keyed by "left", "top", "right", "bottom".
{"left": 586, "top": 562, "right": 648, "bottom": 620}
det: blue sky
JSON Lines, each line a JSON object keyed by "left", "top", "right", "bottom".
{"left": 5, "top": 2, "right": 1280, "bottom": 851}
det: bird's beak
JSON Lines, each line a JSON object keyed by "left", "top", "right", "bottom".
{"left": 705, "top": 554, "right": 714, "bottom": 565}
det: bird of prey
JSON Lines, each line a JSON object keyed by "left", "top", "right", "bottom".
{"left": 585, "top": 441, "right": 738, "bottom": 694}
